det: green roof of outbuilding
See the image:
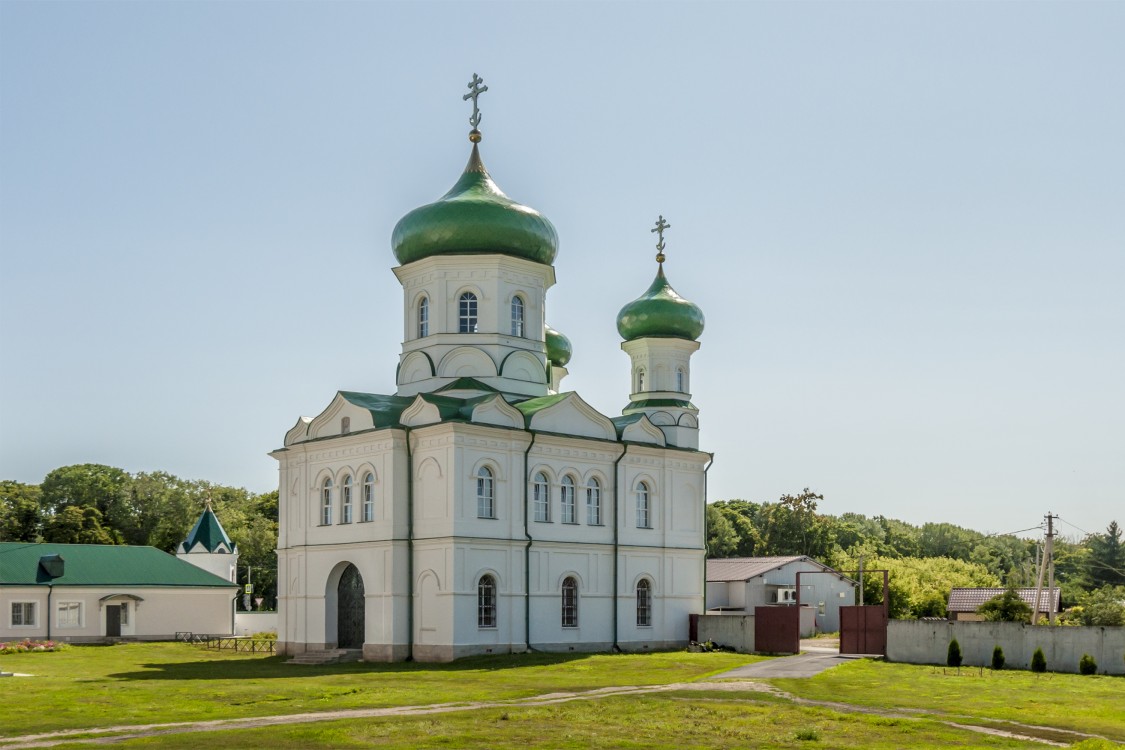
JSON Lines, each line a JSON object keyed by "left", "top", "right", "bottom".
{"left": 0, "top": 543, "right": 238, "bottom": 587}
{"left": 181, "top": 507, "right": 235, "bottom": 553}
{"left": 391, "top": 145, "right": 559, "bottom": 267}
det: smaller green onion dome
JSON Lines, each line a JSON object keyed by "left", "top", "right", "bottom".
{"left": 616, "top": 267, "right": 705, "bottom": 342}
{"left": 545, "top": 325, "right": 572, "bottom": 366}
{"left": 392, "top": 144, "right": 559, "bottom": 266}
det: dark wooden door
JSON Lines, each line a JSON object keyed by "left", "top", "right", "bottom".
{"left": 754, "top": 606, "right": 800, "bottom": 654}
{"left": 337, "top": 564, "right": 365, "bottom": 649}
{"left": 839, "top": 605, "right": 887, "bottom": 655}
{"left": 106, "top": 605, "right": 122, "bottom": 637}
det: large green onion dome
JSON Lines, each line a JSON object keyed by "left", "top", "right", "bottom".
{"left": 545, "top": 325, "right": 572, "bottom": 366}
{"left": 616, "top": 266, "right": 705, "bottom": 342}
{"left": 392, "top": 145, "right": 559, "bottom": 266}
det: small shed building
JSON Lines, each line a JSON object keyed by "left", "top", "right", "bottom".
{"left": 946, "top": 587, "right": 1060, "bottom": 621}
{"left": 705, "top": 556, "right": 855, "bottom": 634}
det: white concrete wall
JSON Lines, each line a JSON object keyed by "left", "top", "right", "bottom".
{"left": 887, "top": 620, "right": 1125, "bottom": 675}
{"left": 234, "top": 612, "right": 278, "bottom": 636}
{"left": 697, "top": 613, "right": 755, "bottom": 653}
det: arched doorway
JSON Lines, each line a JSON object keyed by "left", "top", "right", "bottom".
{"left": 336, "top": 564, "right": 365, "bottom": 649}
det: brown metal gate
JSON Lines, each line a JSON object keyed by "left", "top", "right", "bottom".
{"left": 839, "top": 605, "right": 886, "bottom": 655}
{"left": 754, "top": 606, "right": 800, "bottom": 654}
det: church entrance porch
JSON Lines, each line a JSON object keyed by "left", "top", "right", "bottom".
{"left": 336, "top": 564, "right": 365, "bottom": 649}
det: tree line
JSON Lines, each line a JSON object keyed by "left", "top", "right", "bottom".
{"left": 707, "top": 489, "right": 1124, "bottom": 623}
{"left": 1, "top": 464, "right": 277, "bottom": 609}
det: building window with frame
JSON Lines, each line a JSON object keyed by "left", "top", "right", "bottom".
{"left": 57, "top": 601, "right": 82, "bottom": 628}
{"left": 119, "top": 602, "right": 129, "bottom": 625}
{"left": 11, "top": 602, "right": 36, "bottom": 627}
{"left": 561, "top": 576, "right": 578, "bottom": 627}
{"left": 476, "top": 466, "right": 495, "bottom": 519}
{"left": 533, "top": 472, "right": 550, "bottom": 522}
{"left": 586, "top": 478, "right": 602, "bottom": 525}
{"left": 418, "top": 296, "right": 429, "bottom": 338}
{"left": 510, "top": 295, "right": 525, "bottom": 337}
{"left": 478, "top": 574, "right": 496, "bottom": 628}
{"left": 340, "top": 416, "right": 350, "bottom": 434}
{"left": 636, "top": 579, "right": 652, "bottom": 626}
{"left": 676, "top": 368, "right": 685, "bottom": 392}
{"left": 321, "top": 478, "right": 333, "bottom": 526}
{"left": 636, "top": 481, "right": 651, "bottom": 528}
{"left": 459, "top": 292, "right": 478, "bottom": 333}
{"left": 560, "top": 475, "right": 577, "bottom": 524}
{"left": 341, "top": 475, "right": 353, "bottom": 524}
{"left": 362, "top": 472, "right": 375, "bottom": 522}
{"left": 636, "top": 369, "right": 645, "bottom": 393}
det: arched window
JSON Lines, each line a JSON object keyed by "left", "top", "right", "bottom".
{"left": 320, "top": 478, "right": 333, "bottom": 526}
{"left": 586, "top": 478, "right": 602, "bottom": 525}
{"left": 561, "top": 576, "right": 578, "bottom": 627}
{"left": 476, "top": 466, "right": 495, "bottom": 519}
{"left": 560, "top": 475, "right": 577, "bottom": 524}
{"left": 636, "top": 579, "right": 652, "bottom": 626}
{"left": 478, "top": 574, "right": 496, "bottom": 628}
{"left": 341, "top": 475, "right": 353, "bottom": 524}
{"left": 533, "top": 472, "right": 550, "bottom": 522}
{"left": 418, "top": 297, "right": 429, "bottom": 338}
{"left": 676, "top": 368, "right": 685, "bottom": 392}
{"left": 636, "top": 369, "right": 645, "bottom": 393}
{"left": 510, "top": 295, "right": 525, "bottom": 337}
{"left": 636, "top": 481, "right": 651, "bottom": 528}
{"left": 362, "top": 472, "right": 375, "bottom": 522}
{"left": 459, "top": 292, "right": 478, "bottom": 333}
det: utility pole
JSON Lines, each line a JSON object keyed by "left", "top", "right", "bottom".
{"left": 1046, "top": 513, "right": 1057, "bottom": 625}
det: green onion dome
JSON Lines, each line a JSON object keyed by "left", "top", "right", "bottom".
{"left": 616, "top": 267, "right": 705, "bottom": 342}
{"left": 545, "top": 325, "right": 572, "bottom": 366}
{"left": 392, "top": 145, "right": 559, "bottom": 266}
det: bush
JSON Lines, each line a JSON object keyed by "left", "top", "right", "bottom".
{"left": 1031, "top": 647, "right": 1047, "bottom": 673}
{"left": 991, "top": 645, "right": 1005, "bottom": 671}
{"left": 0, "top": 639, "right": 66, "bottom": 654}
{"left": 1079, "top": 654, "right": 1097, "bottom": 675}
{"left": 947, "top": 638, "right": 963, "bottom": 668}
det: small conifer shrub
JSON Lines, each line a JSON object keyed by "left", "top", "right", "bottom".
{"left": 1079, "top": 654, "right": 1096, "bottom": 675}
{"left": 947, "top": 638, "right": 963, "bottom": 668}
{"left": 1031, "top": 647, "right": 1047, "bottom": 673}
{"left": 991, "top": 645, "right": 1005, "bottom": 671}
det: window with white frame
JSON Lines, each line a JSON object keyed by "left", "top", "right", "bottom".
{"left": 560, "top": 475, "right": 577, "bottom": 524}
{"left": 119, "top": 602, "right": 129, "bottom": 625}
{"left": 362, "top": 472, "right": 375, "bottom": 522}
{"left": 321, "top": 478, "right": 333, "bottom": 525}
{"left": 478, "top": 574, "right": 496, "bottom": 628}
{"left": 341, "top": 475, "right": 353, "bottom": 524}
{"left": 561, "top": 576, "right": 578, "bottom": 627}
{"left": 636, "top": 369, "right": 645, "bottom": 393}
{"left": 476, "top": 466, "right": 495, "bottom": 519}
{"left": 57, "top": 601, "right": 82, "bottom": 628}
{"left": 459, "top": 292, "right": 478, "bottom": 333}
{"left": 418, "top": 296, "right": 429, "bottom": 338}
{"left": 11, "top": 601, "right": 36, "bottom": 627}
{"left": 533, "top": 472, "right": 550, "bottom": 522}
{"left": 676, "top": 368, "right": 685, "bottom": 392}
{"left": 586, "top": 478, "right": 602, "bottom": 525}
{"left": 636, "top": 579, "right": 652, "bottom": 626}
{"left": 510, "top": 295, "right": 525, "bottom": 337}
{"left": 636, "top": 481, "right": 651, "bottom": 528}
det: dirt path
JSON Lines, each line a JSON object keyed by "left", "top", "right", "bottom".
{"left": 0, "top": 680, "right": 1108, "bottom": 748}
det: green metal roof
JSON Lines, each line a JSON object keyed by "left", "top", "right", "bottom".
{"left": 340, "top": 391, "right": 416, "bottom": 428}
{"left": 617, "top": 266, "right": 705, "bottom": 342}
{"left": 391, "top": 145, "right": 558, "bottom": 267}
{"left": 625, "top": 398, "right": 697, "bottom": 410}
{"left": 545, "top": 325, "right": 572, "bottom": 366}
{"left": 181, "top": 506, "right": 235, "bottom": 553}
{"left": 435, "top": 377, "right": 500, "bottom": 394}
{"left": 0, "top": 543, "right": 238, "bottom": 588}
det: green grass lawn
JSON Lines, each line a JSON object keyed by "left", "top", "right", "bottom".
{"left": 0, "top": 643, "right": 755, "bottom": 737}
{"left": 770, "top": 660, "right": 1125, "bottom": 743}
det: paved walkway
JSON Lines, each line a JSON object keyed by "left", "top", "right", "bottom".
{"left": 709, "top": 639, "right": 878, "bottom": 680}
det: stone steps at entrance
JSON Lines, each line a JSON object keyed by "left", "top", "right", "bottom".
{"left": 286, "top": 648, "right": 363, "bottom": 665}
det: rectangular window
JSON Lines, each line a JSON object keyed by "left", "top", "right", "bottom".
{"left": 586, "top": 484, "right": 601, "bottom": 525}
{"left": 119, "top": 602, "right": 129, "bottom": 625}
{"left": 477, "top": 471, "right": 495, "bottom": 519}
{"left": 57, "top": 601, "right": 82, "bottom": 628}
{"left": 561, "top": 482, "right": 576, "bottom": 524}
{"left": 11, "top": 601, "right": 36, "bottom": 626}
{"left": 533, "top": 477, "right": 549, "bottom": 522}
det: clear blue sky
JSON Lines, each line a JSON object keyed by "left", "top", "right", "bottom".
{"left": 2, "top": 1, "right": 1122, "bottom": 540}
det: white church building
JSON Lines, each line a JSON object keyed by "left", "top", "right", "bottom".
{"left": 271, "top": 79, "right": 711, "bottom": 662}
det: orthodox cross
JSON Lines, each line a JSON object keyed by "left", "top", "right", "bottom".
{"left": 651, "top": 215, "right": 671, "bottom": 264}
{"left": 464, "top": 73, "right": 488, "bottom": 131}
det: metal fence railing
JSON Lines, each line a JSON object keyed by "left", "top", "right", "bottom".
{"left": 175, "top": 632, "right": 276, "bottom": 653}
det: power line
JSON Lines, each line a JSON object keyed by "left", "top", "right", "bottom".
{"left": 1056, "top": 516, "right": 1092, "bottom": 536}
{"left": 984, "top": 525, "right": 1044, "bottom": 539}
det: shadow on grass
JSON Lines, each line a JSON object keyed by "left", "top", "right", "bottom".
{"left": 104, "top": 650, "right": 599, "bottom": 681}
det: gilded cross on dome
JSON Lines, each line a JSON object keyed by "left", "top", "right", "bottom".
{"left": 464, "top": 73, "right": 488, "bottom": 140}
{"left": 651, "top": 215, "right": 671, "bottom": 265}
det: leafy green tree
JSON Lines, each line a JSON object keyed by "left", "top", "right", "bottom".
{"left": 1085, "top": 521, "right": 1124, "bottom": 588}
{"left": 1079, "top": 654, "right": 1097, "bottom": 675}
{"left": 42, "top": 505, "right": 119, "bottom": 544}
{"left": 758, "top": 489, "right": 834, "bottom": 560}
{"left": 40, "top": 464, "right": 135, "bottom": 543}
{"left": 0, "top": 481, "right": 42, "bottom": 541}
{"left": 1064, "top": 586, "right": 1125, "bottom": 626}
{"left": 837, "top": 552, "right": 997, "bottom": 619}
{"left": 1031, "top": 647, "right": 1047, "bottom": 673}
{"left": 978, "top": 586, "right": 1033, "bottom": 623}
{"left": 991, "top": 645, "right": 1005, "bottom": 670}
{"left": 946, "top": 639, "right": 962, "bottom": 668}
{"left": 706, "top": 504, "right": 739, "bottom": 558}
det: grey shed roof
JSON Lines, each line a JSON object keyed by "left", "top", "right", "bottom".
{"left": 947, "top": 587, "right": 1061, "bottom": 613}
{"left": 706, "top": 556, "right": 851, "bottom": 583}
